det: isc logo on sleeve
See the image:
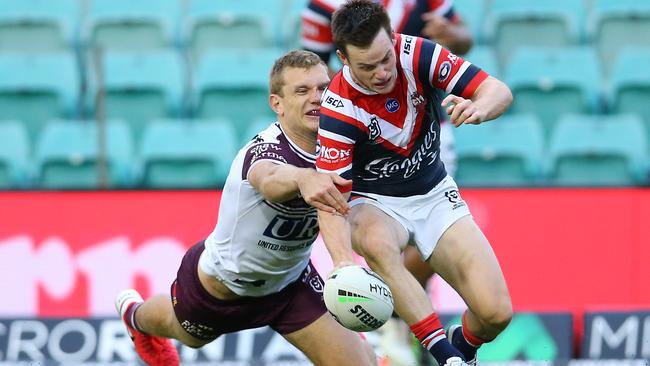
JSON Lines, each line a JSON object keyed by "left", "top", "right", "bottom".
{"left": 325, "top": 96, "right": 344, "bottom": 108}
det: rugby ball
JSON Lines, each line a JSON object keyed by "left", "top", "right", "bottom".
{"left": 324, "top": 265, "right": 394, "bottom": 332}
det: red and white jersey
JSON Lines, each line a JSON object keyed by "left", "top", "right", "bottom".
{"left": 316, "top": 34, "right": 487, "bottom": 197}
{"left": 199, "top": 122, "right": 319, "bottom": 297}
{"left": 302, "top": 0, "right": 460, "bottom": 63}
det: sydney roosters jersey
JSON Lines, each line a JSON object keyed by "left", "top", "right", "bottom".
{"left": 302, "top": 0, "right": 461, "bottom": 63}
{"left": 316, "top": 34, "right": 487, "bottom": 197}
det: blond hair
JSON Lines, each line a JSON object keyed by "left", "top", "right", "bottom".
{"left": 269, "top": 50, "right": 326, "bottom": 96}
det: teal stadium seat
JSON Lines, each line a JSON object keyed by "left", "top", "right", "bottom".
{"left": 139, "top": 119, "right": 238, "bottom": 189}
{"left": 35, "top": 119, "right": 134, "bottom": 189}
{"left": 610, "top": 48, "right": 650, "bottom": 141}
{"left": 193, "top": 48, "right": 281, "bottom": 140}
{"left": 454, "top": 114, "right": 544, "bottom": 187}
{"left": 485, "top": 0, "right": 585, "bottom": 69}
{"left": 453, "top": 0, "right": 485, "bottom": 44}
{"left": 547, "top": 114, "right": 648, "bottom": 186}
{"left": 87, "top": 50, "right": 185, "bottom": 143}
{"left": 464, "top": 46, "right": 500, "bottom": 78}
{"left": 506, "top": 47, "right": 601, "bottom": 139}
{"left": 83, "top": 0, "right": 180, "bottom": 50}
{"left": 590, "top": 0, "right": 650, "bottom": 76}
{"left": 0, "top": 0, "right": 79, "bottom": 52}
{"left": 241, "top": 118, "right": 276, "bottom": 147}
{"left": 0, "top": 121, "right": 30, "bottom": 189}
{"left": 185, "top": 0, "right": 283, "bottom": 59}
{"left": 0, "top": 52, "right": 79, "bottom": 142}
{"left": 284, "top": 0, "right": 310, "bottom": 49}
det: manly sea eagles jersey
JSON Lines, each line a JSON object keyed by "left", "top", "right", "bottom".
{"left": 199, "top": 122, "right": 319, "bottom": 297}
{"left": 316, "top": 34, "right": 488, "bottom": 197}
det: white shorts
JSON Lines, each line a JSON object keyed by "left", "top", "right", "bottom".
{"left": 349, "top": 175, "right": 471, "bottom": 260}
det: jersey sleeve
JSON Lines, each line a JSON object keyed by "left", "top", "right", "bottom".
{"left": 415, "top": 37, "right": 488, "bottom": 99}
{"left": 316, "top": 90, "right": 367, "bottom": 193}
{"left": 241, "top": 142, "right": 289, "bottom": 181}
{"left": 301, "top": 0, "right": 336, "bottom": 63}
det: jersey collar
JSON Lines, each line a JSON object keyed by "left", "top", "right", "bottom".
{"left": 342, "top": 65, "right": 378, "bottom": 96}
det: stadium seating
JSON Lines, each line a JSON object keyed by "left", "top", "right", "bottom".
{"left": 454, "top": 0, "right": 486, "bottom": 45}
{"left": 192, "top": 48, "right": 281, "bottom": 140}
{"left": 454, "top": 114, "right": 544, "bottom": 186}
{"left": 241, "top": 118, "right": 277, "bottom": 147}
{"left": 485, "top": 0, "right": 585, "bottom": 68}
{"left": 35, "top": 119, "right": 134, "bottom": 189}
{"left": 0, "top": 52, "right": 80, "bottom": 142}
{"left": 609, "top": 48, "right": 650, "bottom": 141}
{"left": 464, "top": 46, "right": 500, "bottom": 78}
{"left": 139, "top": 119, "right": 238, "bottom": 188}
{"left": 506, "top": 47, "right": 601, "bottom": 139}
{"left": 87, "top": 50, "right": 185, "bottom": 143}
{"left": 184, "top": 0, "right": 284, "bottom": 59}
{"left": 547, "top": 114, "right": 648, "bottom": 186}
{"left": 0, "top": 0, "right": 79, "bottom": 52}
{"left": 590, "top": 0, "right": 650, "bottom": 76}
{"left": 0, "top": 121, "right": 30, "bottom": 189}
{"left": 82, "top": 0, "right": 180, "bottom": 51}
{"left": 284, "top": 0, "right": 310, "bottom": 49}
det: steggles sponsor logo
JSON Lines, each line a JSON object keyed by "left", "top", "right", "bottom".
{"left": 363, "top": 122, "right": 438, "bottom": 180}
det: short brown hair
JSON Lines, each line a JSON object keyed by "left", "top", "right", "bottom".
{"left": 269, "top": 50, "right": 325, "bottom": 96}
{"left": 331, "top": 0, "right": 392, "bottom": 57}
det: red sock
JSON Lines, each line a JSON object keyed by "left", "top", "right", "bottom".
{"left": 411, "top": 313, "right": 463, "bottom": 364}
{"left": 410, "top": 313, "right": 444, "bottom": 347}
{"left": 462, "top": 311, "right": 488, "bottom": 347}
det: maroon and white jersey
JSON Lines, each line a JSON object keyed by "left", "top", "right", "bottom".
{"left": 302, "top": 0, "right": 461, "bottom": 64}
{"left": 199, "top": 122, "right": 319, "bottom": 297}
{"left": 316, "top": 34, "right": 487, "bottom": 197}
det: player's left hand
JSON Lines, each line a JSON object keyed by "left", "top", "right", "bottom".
{"left": 421, "top": 13, "right": 452, "bottom": 41}
{"left": 441, "top": 94, "right": 486, "bottom": 127}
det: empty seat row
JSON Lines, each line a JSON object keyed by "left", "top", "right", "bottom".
{"left": 0, "top": 0, "right": 308, "bottom": 57}
{"left": 1, "top": 114, "right": 647, "bottom": 190}
{"left": 454, "top": 113, "right": 649, "bottom": 187}
{"left": 0, "top": 48, "right": 283, "bottom": 143}
{"left": 457, "top": 0, "right": 650, "bottom": 73}
{"left": 4, "top": 46, "right": 650, "bottom": 146}
{"left": 0, "top": 119, "right": 245, "bottom": 190}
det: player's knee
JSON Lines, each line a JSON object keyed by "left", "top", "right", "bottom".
{"left": 480, "top": 298, "right": 513, "bottom": 334}
{"left": 355, "top": 233, "right": 400, "bottom": 268}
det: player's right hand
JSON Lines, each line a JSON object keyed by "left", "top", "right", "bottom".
{"left": 298, "top": 170, "right": 351, "bottom": 215}
{"left": 329, "top": 260, "right": 357, "bottom": 278}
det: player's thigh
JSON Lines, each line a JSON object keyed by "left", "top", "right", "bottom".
{"left": 282, "top": 313, "right": 376, "bottom": 366}
{"left": 403, "top": 245, "right": 435, "bottom": 286}
{"left": 348, "top": 203, "right": 409, "bottom": 258}
{"left": 164, "top": 300, "right": 213, "bottom": 348}
{"left": 427, "top": 215, "right": 510, "bottom": 313}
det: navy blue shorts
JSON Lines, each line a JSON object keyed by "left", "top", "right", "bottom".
{"left": 171, "top": 242, "right": 327, "bottom": 340}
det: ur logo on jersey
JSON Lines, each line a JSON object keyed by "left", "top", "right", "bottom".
{"left": 438, "top": 61, "right": 452, "bottom": 83}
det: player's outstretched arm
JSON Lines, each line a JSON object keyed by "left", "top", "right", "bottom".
{"left": 442, "top": 76, "right": 513, "bottom": 127}
{"left": 248, "top": 161, "right": 351, "bottom": 215}
{"left": 317, "top": 193, "right": 357, "bottom": 272}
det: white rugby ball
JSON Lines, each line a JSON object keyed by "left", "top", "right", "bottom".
{"left": 324, "top": 265, "right": 394, "bottom": 332}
